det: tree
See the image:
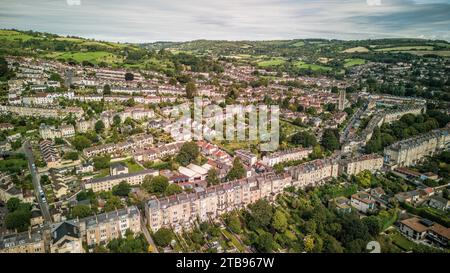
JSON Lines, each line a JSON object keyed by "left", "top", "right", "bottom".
{"left": 0, "top": 57, "right": 7, "bottom": 77}
{"left": 303, "top": 234, "right": 315, "bottom": 252}
{"left": 77, "top": 189, "right": 95, "bottom": 201}
{"left": 185, "top": 81, "right": 197, "bottom": 99}
{"left": 363, "top": 216, "right": 383, "bottom": 236}
{"left": 355, "top": 170, "right": 372, "bottom": 188}
{"left": 49, "top": 72, "right": 62, "bottom": 82}
{"left": 165, "top": 183, "right": 182, "bottom": 196}
{"left": 103, "top": 84, "right": 111, "bottom": 95}
{"left": 321, "top": 128, "right": 340, "bottom": 151}
{"left": 107, "top": 231, "right": 148, "bottom": 253}
{"left": 443, "top": 188, "right": 449, "bottom": 200}
{"left": 227, "top": 214, "right": 242, "bottom": 234}
{"left": 95, "top": 120, "right": 105, "bottom": 134}
{"left": 112, "top": 181, "right": 131, "bottom": 197}
{"left": 125, "top": 72, "right": 134, "bottom": 81}
{"left": 63, "top": 151, "right": 79, "bottom": 161}
{"left": 226, "top": 157, "right": 246, "bottom": 181}
{"left": 6, "top": 197, "right": 21, "bottom": 212}
{"left": 322, "top": 234, "right": 344, "bottom": 253}
{"left": 290, "top": 131, "right": 317, "bottom": 147}
{"left": 144, "top": 175, "right": 169, "bottom": 195}
{"left": 5, "top": 210, "right": 31, "bottom": 232}
{"left": 93, "top": 155, "right": 110, "bottom": 170}
{"left": 310, "top": 145, "right": 323, "bottom": 159}
{"left": 206, "top": 168, "right": 220, "bottom": 186}
{"left": 255, "top": 232, "right": 274, "bottom": 253}
{"left": 113, "top": 115, "right": 121, "bottom": 127}
{"left": 71, "top": 204, "right": 92, "bottom": 218}
{"left": 72, "top": 135, "right": 92, "bottom": 151}
{"left": 104, "top": 196, "right": 124, "bottom": 212}
{"left": 337, "top": 213, "right": 371, "bottom": 249}
{"left": 153, "top": 228, "right": 173, "bottom": 247}
{"left": 176, "top": 141, "right": 199, "bottom": 166}
{"left": 272, "top": 210, "right": 287, "bottom": 232}
{"left": 248, "top": 199, "right": 273, "bottom": 228}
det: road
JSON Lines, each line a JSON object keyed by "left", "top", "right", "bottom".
{"left": 22, "top": 141, "right": 52, "bottom": 224}
{"left": 140, "top": 212, "right": 159, "bottom": 253}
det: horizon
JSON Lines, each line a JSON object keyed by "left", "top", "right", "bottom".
{"left": 1, "top": 0, "right": 449, "bottom": 43}
{"left": 3, "top": 27, "right": 449, "bottom": 45}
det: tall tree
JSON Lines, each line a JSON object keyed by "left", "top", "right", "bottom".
{"left": 321, "top": 128, "right": 340, "bottom": 151}
{"left": 176, "top": 141, "right": 199, "bottom": 166}
{"left": 95, "top": 120, "right": 105, "bottom": 134}
{"left": 206, "top": 168, "right": 220, "bottom": 186}
{"left": 185, "top": 81, "right": 197, "bottom": 99}
{"left": 226, "top": 157, "right": 246, "bottom": 181}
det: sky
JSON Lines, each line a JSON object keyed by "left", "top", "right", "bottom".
{"left": 0, "top": 0, "right": 449, "bottom": 43}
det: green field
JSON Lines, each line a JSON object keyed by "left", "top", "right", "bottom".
{"left": 344, "top": 58, "right": 366, "bottom": 68}
{"left": 46, "top": 51, "right": 123, "bottom": 65}
{"left": 342, "top": 46, "right": 369, "bottom": 53}
{"left": 375, "top": 46, "right": 434, "bottom": 52}
{"left": 291, "top": 41, "right": 305, "bottom": 47}
{"left": 257, "top": 58, "right": 286, "bottom": 67}
{"left": 393, "top": 50, "right": 450, "bottom": 57}
{"left": 294, "top": 61, "right": 332, "bottom": 71}
{"left": 0, "top": 30, "right": 37, "bottom": 41}
{"left": 124, "top": 57, "right": 174, "bottom": 71}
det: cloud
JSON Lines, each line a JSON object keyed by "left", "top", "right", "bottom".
{"left": 0, "top": 0, "right": 448, "bottom": 42}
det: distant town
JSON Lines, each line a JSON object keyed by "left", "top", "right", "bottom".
{"left": 0, "top": 29, "right": 449, "bottom": 253}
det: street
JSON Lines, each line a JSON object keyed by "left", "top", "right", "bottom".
{"left": 22, "top": 141, "right": 52, "bottom": 224}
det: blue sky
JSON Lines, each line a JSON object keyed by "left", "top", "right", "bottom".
{"left": 0, "top": 0, "right": 449, "bottom": 42}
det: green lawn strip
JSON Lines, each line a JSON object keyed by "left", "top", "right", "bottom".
{"left": 221, "top": 229, "right": 245, "bottom": 252}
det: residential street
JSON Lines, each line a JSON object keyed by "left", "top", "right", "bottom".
{"left": 22, "top": 140, "right": 52, "bottom": 223}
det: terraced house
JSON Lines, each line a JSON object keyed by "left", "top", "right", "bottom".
{"left": 145, "top": 172, "right": 292, "bottom": 232}
{"left": 384, "top": 125, "right": 450, "bottom": 169}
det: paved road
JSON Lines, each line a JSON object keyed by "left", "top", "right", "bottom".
{"left": 22, "top": 141, "right": 52, "bottom": 223}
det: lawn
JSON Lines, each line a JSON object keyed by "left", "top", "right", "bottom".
{"left": 390, "top": 232, "right": 415, "bottom": 251}
{"left": 213, "top": 140, "right": 259, "bottom": 155}
{"left": 125, "top": 160, "right": 144, "bottom": 173}
{"left": 93, "top": 168, "right": 110, "bottom": 178}
{"left": 280, "top": 120, "right": 303, "bottom": 137}
{"left": 257, "top": 58, "right": 286, "bottom": 68}
{"left": 294, "top": 61, "right": 332, "bottom": 71}
{"left": 344, "top": 58, "right": 366, "bottom": 68}
{"left": 221, "top": 229, "right": 246, "bottom": 252}
{"left": 146, "top": 161, "right": 171, "bottom": 170}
